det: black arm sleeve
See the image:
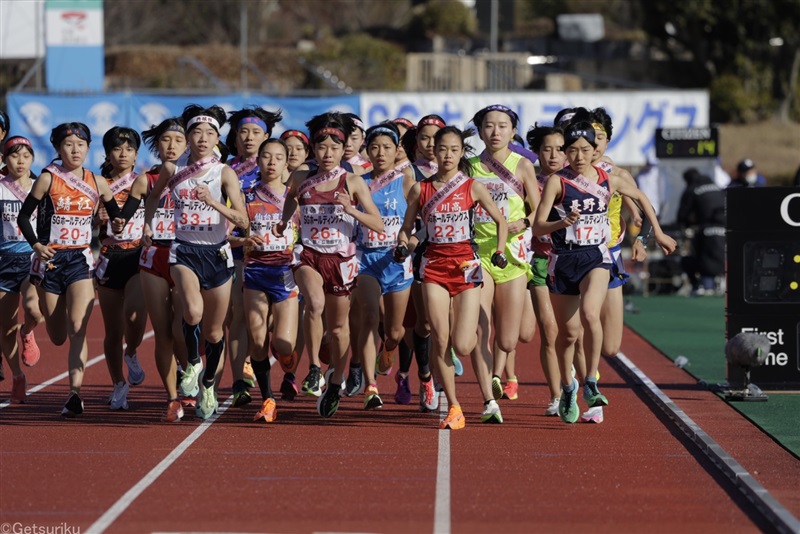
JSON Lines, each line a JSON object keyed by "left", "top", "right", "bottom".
{"left": 117, "top": 195, "right": 142, "bottom": 222}
{"left": 639, "top": 217, "right": 653, "bottom": 240}
{"left": 102, "top": 197, "right": 122, "bottom": 221}
{"left": 17, "top": 195, "right": 40, "bottom": 248}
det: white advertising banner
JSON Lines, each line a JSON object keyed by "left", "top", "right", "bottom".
{"left": 45, "top": 1, "right": 103, "bottom": 47}
{"left": 0, "top": 0, "right": 45, "bottom": 59}
{"left": 361, "top": 91, "right": 709, "bottom": 166}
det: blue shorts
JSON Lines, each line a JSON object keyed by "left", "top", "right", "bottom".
{"left": 357, "top": 248, "right": 413, "bottom": 295}
{"left": 608, "top": 243, "right": 630, "bottom": 289}
{"left": 547, "top": 245, "right": 611, "bottom": 296}
{"left": 30, "top": 248, "right": 95, "bottom": 295}
{"left": 96, "top": 247, "right": 141, "bottom": 290}
{"left": 0, "top": 252, "right": 33, "bottom": 293}
{"left": 169, "top": 241, "right": 234, "bottom": 290}
{"left": 244, "top": 263, "right": 298, "bottom": 303}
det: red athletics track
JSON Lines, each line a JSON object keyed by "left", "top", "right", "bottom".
{"left": 2, "top": 307, "right": 799, "bottom": 533}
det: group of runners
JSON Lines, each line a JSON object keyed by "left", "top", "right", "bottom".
{"left": 0, "top": 104, "right": 677, "bottom": 429}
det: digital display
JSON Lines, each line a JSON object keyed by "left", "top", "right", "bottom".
{"left": 743, "top": 242, "right": 800, "bottom": 303}
{"left": 655, "top": 128, "right": 719, "bottom": 159}
{"left": 761, "top": 251, "right": 781, "bottom": 269}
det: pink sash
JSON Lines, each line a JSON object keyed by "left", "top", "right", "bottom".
{"left": 167, "top": 156, "right": 218, "bottom": 191}
{"left": 0, "top": 175, "right": 31, "bottom": 204}
{"left": 414, "top": 158, "right": 437, "bottom": 177}
{"left": 479, "top": 150, "right": 525, "bottom": 198}
{"left": 297, "top": 166, "right": 346, "bottom": 197}
{"left": 231, "top": 156, "right": 258, "bottom": 178}
{"left": 368, "top": 162, "right": 409, "bottom": 195}
{"left": 559, "top": 167, "right": 611, "bottom": 205}
{"left": 109, "top": 172, "right": 138, "bottom": 196}
{"left": 255, "top": 183, "right": 286, "bottom": 213}
{"left": 45, "top": 164, "right": 99, "bottom": 204}
{"left": 421, "top": 172, "right": 469, "bottom": 222}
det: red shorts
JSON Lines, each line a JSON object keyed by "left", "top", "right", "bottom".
{"left": 420, "top": 251, "right": 483, "bottom": 297}
{"left": 293, "top": 248, "right": 358, "bottom": 296}
{"left": 138, "top": 243, "right": 174, "bottom": 286}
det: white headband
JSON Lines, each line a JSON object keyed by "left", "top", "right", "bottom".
{"left": 187, "top": 115, "right": 221, "bottom": 131}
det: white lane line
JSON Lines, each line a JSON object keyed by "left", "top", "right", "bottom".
{"left": 616, "top": 352, "right": 800, "bottom": 534}
{"left": 0, "top": 330, "right": 155, "bottom": 410}
{"left": 86, "top": 395, "right": 233, "bottom": 534}
{"left": 434, "top": 391, "right": 450, "bottom": 534}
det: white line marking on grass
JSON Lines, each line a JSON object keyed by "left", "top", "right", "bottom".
{"left": 434, "top": 391, "right": 450, "bottom": 534}
{"left": 86, "top": 395, "right": 233, "bottom": 534}
{"left": 0, "top": 330, "right": 155, "bottom": 410}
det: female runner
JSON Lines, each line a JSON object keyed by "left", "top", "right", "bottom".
{"left": 0, "top": 137, "right": 43, "bottom": 402}
{"left": 17, "top": 122, "right": 140, "bottom": 416}
{"left": 395, "top": 126, "right": 508, "bottom": 429}
{"left": 144, "top": 105, "right": 249, "bottom": 420}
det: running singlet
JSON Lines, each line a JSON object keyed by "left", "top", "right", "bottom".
{"left": 244, "top": 184, "right": 295, "bottom": 266}
{"left": 37, "top": 167, "right": 98, "bottom": 250}
{"left": 0, "top": 176, "right": 35, "bottom": 253}
{"left": 412, "top": 159, "right": 437, "bottom": 182}
{"left": 147, "top": 169, "right": 176, "bottom": 244}
{"left": 229, "top": 156, "right": 261, "bottom": 260}
{"left": 548, "top": 166, "right": 612, "bottom": 252}
{"left": 470, "top": 151, "right": 526, "bottom": 252}
{"left": 298, "top": 171, "right": 356, "bottom": 256}
{"left": 597, "top": 160, "right": 624, "bottom": 245}
{"left": 100, "top": 172, "right": 144, "bottom": 249}
{"left": 419, "top": 175, "right": 476, "bottom": 257}
{"left": 348, "top": 153, "right": 372, "bottom": 173}
{"left": 357, "top": 168, "right": 407, "bottom": 251}
{"left": 171, "top": 162, "right": 228, "bottom": 245}
{"left": 532, "top": 173, "right": 552, "bottom": 256}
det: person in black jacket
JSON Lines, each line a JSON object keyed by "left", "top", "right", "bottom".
{"left": 678, "top": 168, "right": 725, "bottom": 295}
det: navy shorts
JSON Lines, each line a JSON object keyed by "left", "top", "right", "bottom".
{"left": 244, "top": 263, "right": 298, "bottom": 303}
{"left": 96, "top": 247, "right": 142, "bottom": 290}
{"left": 0, "top": 252, "right": 33, "bottom": 293}
{"left": 30, "top": 248, "right": 95, "bottom": 295}
{"left": 357, "top": 248, "right": 413, "bottom": 295}
{"left": 169, "top": 241, "right": 234, "bottom": 290}
{"left": 608, "top": 243, "right": 630, "bottom": 289}
{"left": 547, "top": 245, "right": 611, "bottom": 296}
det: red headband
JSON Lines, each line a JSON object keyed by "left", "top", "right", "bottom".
{"left": 314, "top": 127, "right": 345, "bottom": 142}
{"left": 280, "top": 129, "right": 310, "bottom": 145}
{"left": 393, "top": 118, "right": 414, "bottom": 129}
{"left": 418, "top": 117, "right": 446, "bottom": 129}
{"left": 3, "top": 137, "right": 33, "bottom": 155}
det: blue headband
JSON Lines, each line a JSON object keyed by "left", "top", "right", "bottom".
{"left": 481, "top": 104, "right": 519, "bottom": 125}
{"left": 564, "top": 127, "right": 596, "bottom": 147}
{"left": 367, "top": 126, "right": 399, "bottom": 146}
{"left": 0, "top": 115, "right": 6, "bottom": 130}
{"left": 238, "top": 116, "right": 269, "bottom": 134}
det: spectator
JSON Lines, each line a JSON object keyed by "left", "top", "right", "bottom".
{"left": 713, "top": 157, "right": 731, "bottom": 188}
{"left": 678, "top": 168, "right": 725, "bottom": 295}
{"left": 728, "top": 158, "right": 767, "bottom": 188}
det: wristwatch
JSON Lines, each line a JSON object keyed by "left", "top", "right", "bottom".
{"left": 522, "top": 218, "right": 531, "bottom": 228}
{"left": 636, "top": 234, "right": 647, "bottom": 250}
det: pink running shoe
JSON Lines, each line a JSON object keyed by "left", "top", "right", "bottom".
{"left": 20, "top": 329, "right": 40, "bottom": 367}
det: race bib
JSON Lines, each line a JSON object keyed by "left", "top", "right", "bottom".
{"left": 251, "top": 213, "right": 293, "bottom": 253}
{"left": 474, "top": 181, "right": 509, "bottom": 224}
{"left": 362, "top": 215, "right": 401, "bottom": 249}
{"left": 50, "top": 214, "right": 93, "bottom": 247}
{"left": 139, "top": 246, "right": 158, "bottom": 269}
{"left": 403, "top": 255, "right": 413, "bottom": 280}
{"left": 461, "top": 258, "right": 483, "bottom": 283}
{"left": 566, "top": 213, "right": 610, "bottom": 246}
{"left": 175, "top": 199, "right": 221, "bottom": 233}
{"left": 340, "top": 256, "right": 359, "bottom": 285}
{"left": 106, "top": 206, "right": 145, "bottom": 242}
{"left": 301, "top": 204, "right": 353, "bottom": 251}
{"left": 152, "top": 208, "right": 176, "bottom": 240}
{"left": 428, "top": 212, "right": 470, "bottom": 244}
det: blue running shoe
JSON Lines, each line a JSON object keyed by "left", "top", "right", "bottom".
{"left": 583, "top": 381, "right": 608, "bottom": 408}
{"left": 451, "top": 348, "right": 463, "bottom": 377}
{"left": 558, "top": 378, "right": 580, "bottom": 423}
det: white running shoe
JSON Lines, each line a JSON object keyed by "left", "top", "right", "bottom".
{"left": 545, "top": 397, "right": 560, "bottom": 416}
{"left": 580, "top": 406, "right": 604, "bottom": 424}
{"left": 196, "top": 382, "right": 218, "bottom": 420}
{"left": 480, "top": 399, "right": 503, "bottom": 424}
{"left": 180, "top": 361, "right": 203, "bottom": 397}
{"left": 109, "top": 382, "right": 130, "bottom": 410}
{"left": 124, "top": 353, "right": 146, "bottom": 386}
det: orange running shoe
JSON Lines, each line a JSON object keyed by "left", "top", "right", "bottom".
{"left": 20, "top": 329, "right": 40, "bottom": 367}
{"left": 376, "top": 346, "right": 397, "bottom": 376}
{"left": 162, "top": 399, "right": 184, "bottom": 422}
{"left": 254, "top": 398, "right": 277, "bottom": 423}
{"left": 278, "top": 350, "right": 298, "bottom": 374}
{"left": 440, "top": 405, "right": 465, "bottom": 430}
{"left": 502, "top": 378, "right": 519, "bottom": 400}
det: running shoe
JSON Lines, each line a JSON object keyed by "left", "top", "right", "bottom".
{"left": 580, "top": 406, "right": 604, "bottom": 424}
{"left": 323, "top": 367, "right": 344, "bottom": 395}
{"left": 302, "top": 366, "right": 324, "bottom": 397}
{"left": 491, "top": 376, "right": 503, "bottom": 401}
{"left": 242, "top": 360, "right": 256, "bottom": 388}
{"left": 583, "top": 381, "right": 609, "bottom": 408}
{"left": 451, "top": 348, "right": 464, "bottom": 377}
{"left": 280, "top": 373, "right": 298, "bottom": 401}
{"left": 253, "top": 398, "right": 277, "bottom": 423}
{"left": 440, "top": 405, "right": 465, "bottom": 430}
{"left": 376, "top": 346, "right": 396, "bottom": 376}
{"left": 10, "top": 374, "right": 26, "bottom": 403}
{"left": 180, "top": 395, "right": 197, "bottom": 408}
{"left": 278, "top": 350, "right": 298, "bottom": 374}
{"left": 419, "top": 378, "right": 438, "bottom": 412}
{"left": 61, "top": 392, "right": 84, "bottom": 418}
{"left": 480, "top": 399, "right": 503, "bottom": 424}
{"left": 364, "top": 385, "right": 383, "bottom": 410}
{"left": 502, "top": 378, "right": 518, "bottom": 400}
{"left": 232, "top": 379, "right": 252, "bottom": 407}
{"left": 196, "top": 382, "right": 218, "bottom": 420}
{"left": 394, "top": 373, "right": 412, "bottom": 405}
{"left": 544, "top": 397, "right": 560, "bottom": 416}
{"left": 162, "top": 399, "right": 184, "bottom": 423}
{"left": 180, "top": 361, "right": 203, "bottom": 398}
{"left": 109, "top": 382, "right": 130, "bottom": 410}
{"left": 558, "top": 379, "right": 580, "bottom": 423}
{"left": 124, "top": 353, "right": 145, "bottom": 386}
{"left": 19, "top": 329, "right": 40, "bottom": 367}
{"left": 345, "top": 365, "right": 365, "bottom": 397}
{"left": 316, "top": 383, "right": 340, "bottom": 418}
